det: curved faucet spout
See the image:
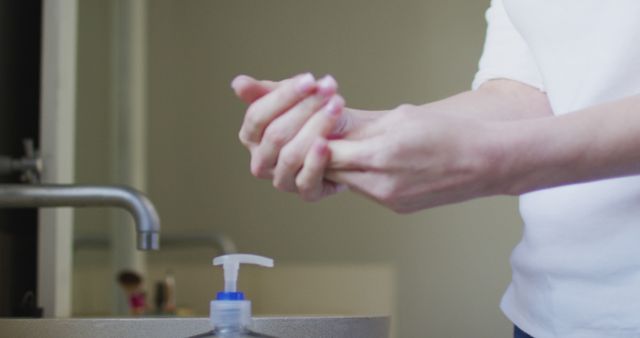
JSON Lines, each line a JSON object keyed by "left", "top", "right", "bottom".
{"left": 0, "top": 184, "right": 160, "bottom": 250}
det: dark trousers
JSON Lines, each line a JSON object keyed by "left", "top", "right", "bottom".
{"left": 514, "top": 325, "right": 534, "bottom": 338}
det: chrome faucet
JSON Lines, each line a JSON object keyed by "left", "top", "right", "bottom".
{"left": 0, "top": 184, "right": 160, "bottom": 250}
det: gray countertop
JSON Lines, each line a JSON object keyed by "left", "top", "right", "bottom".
{"left": 0, "top": 316, "right": 390, "bottom": 338}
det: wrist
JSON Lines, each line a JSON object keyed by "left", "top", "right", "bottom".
{"left": 488, "top": 115, "right": 591, "bottom": 196}
{"left": 466, "top": 120, "right": 518, "bottom": 197}
{"left": 485, "top": 119, "right": 551, "bottom": 196}
{"left": 485, "top": 120, "right": 537, "bottom": 196}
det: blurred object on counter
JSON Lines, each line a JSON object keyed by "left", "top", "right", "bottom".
{"left": 117, "top": 270, "right": 146, "bottom": 316}
{"left": 163, "top": 270, "right": 176, "bottom": 314}
{"left": 154, "top": 270, "right": 177, "bottom": 315}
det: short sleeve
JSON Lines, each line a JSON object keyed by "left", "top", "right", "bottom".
{"left": 472, "top": 0, "right": 545, "bottom": 91}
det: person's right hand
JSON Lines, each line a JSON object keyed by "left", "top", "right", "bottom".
{"left": 231, "top": 73, "right": 347, "bottom": 200}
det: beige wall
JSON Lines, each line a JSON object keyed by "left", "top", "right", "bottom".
{"left": 75, "top": 1, "right": 524, "bottom": 337}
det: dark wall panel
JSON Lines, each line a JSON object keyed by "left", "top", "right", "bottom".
{"left": 0, "top": 0, "right": 42, "bottom": 317}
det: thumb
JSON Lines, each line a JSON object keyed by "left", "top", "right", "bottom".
{"left": 327, "top": 138, "right": 378, "bottom": 170}
{"left": 329, "top": 109, "right": 383, "bottom": 140}
{"left": 231, "top": 75, "right": 278, "bottom": 103}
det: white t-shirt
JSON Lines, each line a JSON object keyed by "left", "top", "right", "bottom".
{"left": 473, "top": 1, "right": 640, "bottom": 337}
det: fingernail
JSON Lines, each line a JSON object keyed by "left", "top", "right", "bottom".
{"left": 317, "top": 75, "right": 337, "bottom": 97}
{"left": 231, "top": 74, "right": 249, "bottom": 90}
{"left": 296, "top": 73, "right": 315, "bottom": 94}
{"left": 324, "top": 95, "right": 345, "bottom": 117}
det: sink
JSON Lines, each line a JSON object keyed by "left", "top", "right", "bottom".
{"left": 0, "top": 316, "right": 390, "bottom": 338}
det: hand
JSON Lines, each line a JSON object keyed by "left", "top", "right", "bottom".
{"left": 323, "top": 104, "right": 502, "bottom": 213}
{"left": 231, "top": 73, "right": 348, "bottom": 199}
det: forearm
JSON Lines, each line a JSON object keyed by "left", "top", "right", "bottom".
{"left": 496, "top": 94, "right": 640, "bottom": 195}
{"left": 344, "top": 79, "right": 553, "bottom": 127}
{"left": 423, "top": 79, "right": 552, "bottom": 120}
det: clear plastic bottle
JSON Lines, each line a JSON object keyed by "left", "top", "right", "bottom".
{"left": 187, "top": 254, "right": 278, "bottom": 338}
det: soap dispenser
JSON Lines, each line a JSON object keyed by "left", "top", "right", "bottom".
{"left": 188, "top": 254, "right": 278, "bottom": 338}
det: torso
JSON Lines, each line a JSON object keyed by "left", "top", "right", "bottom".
{"left": 500, "top": 1, "right": 640, "bottom": 336}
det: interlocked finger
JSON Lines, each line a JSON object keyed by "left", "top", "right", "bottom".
{"left": 273, "top": 95, "right": 345, "bottom": 192}
{"left": 238, "top": 73, "right": 316, "bottom": 147}
{"left": 250, "top": 75, "right": 338, "bottom": 178}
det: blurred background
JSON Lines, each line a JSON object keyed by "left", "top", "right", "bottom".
{"left": 72, "top": 0, "right": 524, "bottom": 337}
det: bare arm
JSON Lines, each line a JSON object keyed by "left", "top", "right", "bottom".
{"left": 422, "top": 79, "right": 552, "bottom": 120}
{"left": 232, "top": 75, "right": 555, "bottom": 203}
{"left": 325, "top": 91, "right": 640, "bottom": 212}
{"left": 338, "top": 79, "right": 552, "bottom": 135}
{"left": 496, "top": 94, "right": 640, "bottom": 195}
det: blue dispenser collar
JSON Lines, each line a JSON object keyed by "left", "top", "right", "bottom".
{"left": 216, "top": 291, "right": 245, "bottom": 301}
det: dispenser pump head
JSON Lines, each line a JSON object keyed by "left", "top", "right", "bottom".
{"left": 210, "top": 254, "right": 274, "bottom": 329}
{"left": 213, "top": 254, "right": 274, "bottom": 299}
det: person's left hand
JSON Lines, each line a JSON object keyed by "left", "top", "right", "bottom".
{"left": 317, "top": 104, "right": 504, "bottom": 213}
{"left": 231, "top": 73, "right": 349, "bottom": 199}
